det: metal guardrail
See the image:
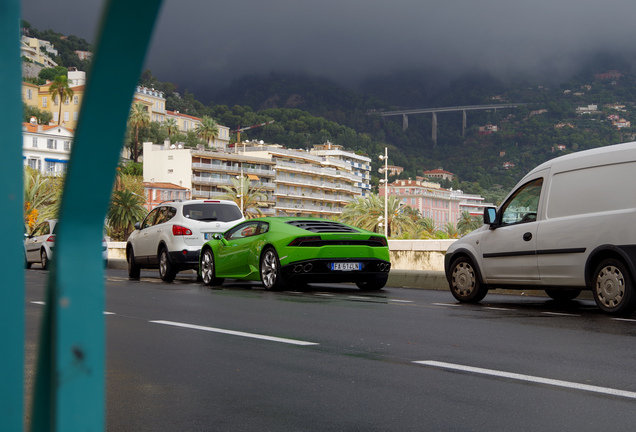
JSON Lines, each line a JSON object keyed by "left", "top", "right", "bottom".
{"left": 2, "top": 1, "right": 164, "bottom": 430}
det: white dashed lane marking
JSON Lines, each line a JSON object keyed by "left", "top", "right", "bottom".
{"left": 150, "top": 320, "right": 319, "bottom": 346}
{"left": 414, "top": 360, "right": 636, "bottom": 400}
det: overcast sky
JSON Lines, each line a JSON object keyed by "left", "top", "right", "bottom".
{"left": 21, "top": 0, "right": 636, "bottom": 102}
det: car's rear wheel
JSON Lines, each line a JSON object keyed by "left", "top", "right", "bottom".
{"left": 260, "top": 247, "right": 286, "bottom": 290}
{"left": 127, "top": 248, "right": 140, "bottom": 279}
{"left": 449, "top": 256, "right": 488, "bottom": 303}
{"left": 545, "top": 289, "right": 581, "bottom": 301}
{"left": 40, "top": 249, "right": 49, "bottom": 270}
{"left": 356, "top": 275, "right": 388, "bottom": 291}
{"left": 592, "top": 258, "right": 636, "bottom": 315}
{"left": 159, "top": 248, "right": 177, "bottom": 282}
{"left": 25, "top": 253, "right": 31, "bottom": 269}
{"left": 200, "top": 249, "right": 224, "bottom": 287}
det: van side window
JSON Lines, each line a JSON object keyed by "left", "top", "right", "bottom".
{"left": 500, "top": 178, "right": 543, "bottom": 225}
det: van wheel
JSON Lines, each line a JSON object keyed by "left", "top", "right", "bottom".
{"left": 545, "top": 289, "right": 581, "bottom": 301}
{"left": 449, "top": 256, "right": 488, "bottom": 303}
{"left": 592, "top": 259, "right": 636, "bottom": 315}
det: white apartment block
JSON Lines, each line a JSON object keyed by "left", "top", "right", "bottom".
{"left": 309, "top": 141, "right": 372, "bottom": 196}
{"left": 21, "top": 36, "right": 58, "bottom": 68}
{"left": 143, "top": 140, "right": 365, "bottom": 217}
{"left": 243, "top": 141, "right": 364, "bottom": 217}
{"left": 143, "top": 141, "right": 276, "bottom": 215}
{"left": 22, "top": 122, "right": 72, "bottom": 175}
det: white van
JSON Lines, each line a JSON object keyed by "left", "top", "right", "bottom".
{"left": 445, "top": 141, "right": 636, "bottom": 315}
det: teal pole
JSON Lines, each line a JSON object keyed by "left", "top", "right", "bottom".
{"left": 0, "top": 0, "right": 25, "bottom": 430}
{"left": 29, "top": 1, "right": 164, "bottom": 430}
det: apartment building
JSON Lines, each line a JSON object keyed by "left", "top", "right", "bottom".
{"left": 134, "top": 86, "right": 167, "bottom": 123}
{"left": 244, "top": 141, "right": 364, "bottom": 217}
{"left": 380, "top": 178, "right": 462, "bottom": 229}
{"left": 20, "top": 36, "right": 58, "bottom": 68}
{"left": 309, "top": 141, "right": 372, "bottom": 196}
{"left": 22, "top": 121, "right": 73, "bottom": 175}
{"left": 142, "top": 141, "right": 276, "bottom": 215}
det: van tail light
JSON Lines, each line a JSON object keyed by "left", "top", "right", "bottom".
{"left": 46, "top": 235, "right": 55, "bottom": 242}
{"left": 172, "top": 225, "right": 192, "bottom": 236}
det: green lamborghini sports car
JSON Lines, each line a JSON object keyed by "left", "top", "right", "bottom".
{"left": 198, "top": 217, "right": 391, "bottom": 291}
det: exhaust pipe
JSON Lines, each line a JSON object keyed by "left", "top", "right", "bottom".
{"left": 303, "top": 263, "right": 313, "bottom": 272}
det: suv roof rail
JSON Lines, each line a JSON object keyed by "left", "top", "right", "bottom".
{"left": 158, "top": 199, "right": 183, "bottom": 204}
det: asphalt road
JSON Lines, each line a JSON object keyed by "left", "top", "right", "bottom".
{"left": 24, "top": 269, "right": 636, "bottom": 431}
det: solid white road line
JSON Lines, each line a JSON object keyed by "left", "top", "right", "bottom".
{"left": 150, "top": 320, "right": 319, "bottom": 346}
{"left": 414, "top": 360, "right": 636, "bottom": 400}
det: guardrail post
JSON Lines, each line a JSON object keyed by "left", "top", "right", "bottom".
{"left": 0, "top": 0, "right": 26, "bottom": 430}
{"left": 28, "top": 1, "right": 163, "bottom": 431}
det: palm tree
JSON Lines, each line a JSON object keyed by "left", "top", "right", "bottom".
{"left": 163, "top": 117, "right": 179, "bottom": 139}
{"left": 48, "top": 75, "right": 74, "bottom": 125}
{"left": 414, "top": 217, "right": 437, "bottom": 239}
{"left": 127, "top": 103, "right": 150, "bottom": 162}
{"left": 196, "top": 116, "right": 220, "bottom": 148}
{"left": 444, "top": 222, "right": 460, "bottom": 239}
{"left": 23, "top": 167, "right": 62, "bottom": 232}
{"left": 340, "top": 194, "right": 415, "bottom": 238}
{"left": 457, "top": 210, "right": 483, "bottom": 235}
{"left": 107, "top": 190, "right": 148, "bottom": 240}
{"left": 217, "top": 176, "right": 268, "bottom": 218}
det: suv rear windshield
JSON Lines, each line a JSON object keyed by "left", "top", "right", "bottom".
{"left": 182, "top": 203, "right": 242, "bottom": 222}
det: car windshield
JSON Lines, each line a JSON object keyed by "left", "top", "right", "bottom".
{"left": 183, "top": 203, "right": 242, "bottom": 222}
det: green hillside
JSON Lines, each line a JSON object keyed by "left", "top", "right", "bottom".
{"left": 25, "top": 21, "right": 636, "bottom": 204}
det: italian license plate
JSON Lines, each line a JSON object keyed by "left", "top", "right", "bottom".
{"left": 331, "top": 262, "right": 360, "bottom": 271}
{"left": 204, "top": 233, "right": 214, "bottom": 240}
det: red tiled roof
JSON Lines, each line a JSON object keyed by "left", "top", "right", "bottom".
{"left": 143, "top": 182, "right": 188, "bottom": 190}
{"left": 423, "top": 169, "right": 453, "bottom": 175}
{"left": 166, "top": 110, "right": 201, "bottom": 122}
{"left": 23, "top": 122, "right": 72, "bottom": 133}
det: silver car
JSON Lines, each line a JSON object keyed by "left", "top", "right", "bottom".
{"left": 24, "top": 219, "right": 109, "bottom": 269}
{"left": 126, "top": 199, "right": 244, "bottom": 281}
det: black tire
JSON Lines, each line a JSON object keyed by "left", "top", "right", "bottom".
{"left": 592, "top": 258, "right": 636, "bottom": 315}
{"left": 200, "top": 248, "right": 224, "bottom": 287}
{"left": 545, "top": 289, "right": 581, "bottom": 301}
{"left": 40, "top": 249, "right": 49, "bottom": 270}
{"left": 25, "top": 253, "right": 31, "bottom": 269}
{"left": 448, "top": 256, "right": 488, "bottom": 303}
{"left": 356, "top": 275, "right": 388, "bottom": 291}
{"left": 260, "top": 247, "right": 286, "bottom": 290}
{"left": 127, "top": 247, "right": 140, "bottom": 279}
{"left": 158, "top": 248, "right": 177, "bottom": 282}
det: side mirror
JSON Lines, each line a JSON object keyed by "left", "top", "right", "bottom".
{"left": 134, "top": 222, "right": 141, "bottom": 230}
{"left": 483, "top": 207, "right": 498, "bottom": 226}
{"left": 213, "top": 233, "right": 223, "bottom": 241}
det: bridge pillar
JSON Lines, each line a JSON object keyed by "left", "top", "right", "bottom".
{"left": 462, "top": 110, "right": 467, "bottom": 137}
{"left": 402, "top": 114, "right": 408, "bottom": 131}
{"left": 432, "top": 112, "right": 437, "bottom": 145}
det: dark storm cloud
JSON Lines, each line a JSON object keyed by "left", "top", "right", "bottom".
{"left": 21, "top": 0, "right": 636, "bottom": 101}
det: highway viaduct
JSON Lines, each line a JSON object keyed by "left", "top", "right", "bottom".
{"left": 375, "top": 103, "right": 527, "bottom": 144}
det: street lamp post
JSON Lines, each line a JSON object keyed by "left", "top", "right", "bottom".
{"left": 378, "top": 147, "right": 388, "bottom": 238}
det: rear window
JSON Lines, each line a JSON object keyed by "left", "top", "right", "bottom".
{"left": 183, "top": 203, "right": 242, "bottom": 222}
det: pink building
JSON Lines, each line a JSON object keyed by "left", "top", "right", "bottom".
{"left": 379, "top": 178, "right": 461, "bottom": 229}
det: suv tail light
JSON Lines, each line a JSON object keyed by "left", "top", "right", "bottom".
{"left": 46, "top": 235, "right": 55, "bottom": 242}
{"left": 172, "top": 225, "right": 192, "bottom": 236}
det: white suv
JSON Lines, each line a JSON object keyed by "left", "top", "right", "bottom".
{"left": 126, "top": 199, "right": 244, "bottom": 281}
